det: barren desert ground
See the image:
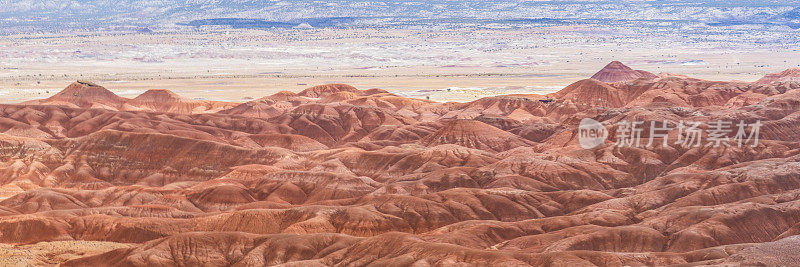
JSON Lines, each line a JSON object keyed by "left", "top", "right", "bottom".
{"left": 0, "top": 61, "right": 799, "bottom": 265}
{"left": 2, "top": 29, "right": 799, "bottom": 103}
{"left": 3, "top": 1, "right": 800, "bottom": 266}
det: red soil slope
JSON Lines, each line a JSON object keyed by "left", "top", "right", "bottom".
{"left": 757, "top": 68, "right": 800, "bottom": 84}
{"left": 2, "top": 71, "right": 800, "bottom": 266}
{"left": 590, "top": 61, "right": 657, "bottom": 83}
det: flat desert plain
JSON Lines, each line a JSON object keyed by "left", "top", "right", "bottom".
{"left": 2, "top": 28, "right": 799, "bottom": 103}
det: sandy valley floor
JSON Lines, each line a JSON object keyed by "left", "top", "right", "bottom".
{"left": 2, "top": 28, "right": 799, "bottom": 103}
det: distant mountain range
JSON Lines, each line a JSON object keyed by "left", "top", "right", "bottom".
{"left": 1, "top": 0, "right": 799, "bottom": 31}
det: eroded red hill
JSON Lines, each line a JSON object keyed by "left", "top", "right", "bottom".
{"left": 590, "top": 61, "right": 657, "bottom": 83}
{"left": 1, "top": 78, "right": 800, "bottom": 266}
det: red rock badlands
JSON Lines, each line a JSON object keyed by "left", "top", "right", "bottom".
{"left": 1, "top": 62, "right": 800, "bottom": 266}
